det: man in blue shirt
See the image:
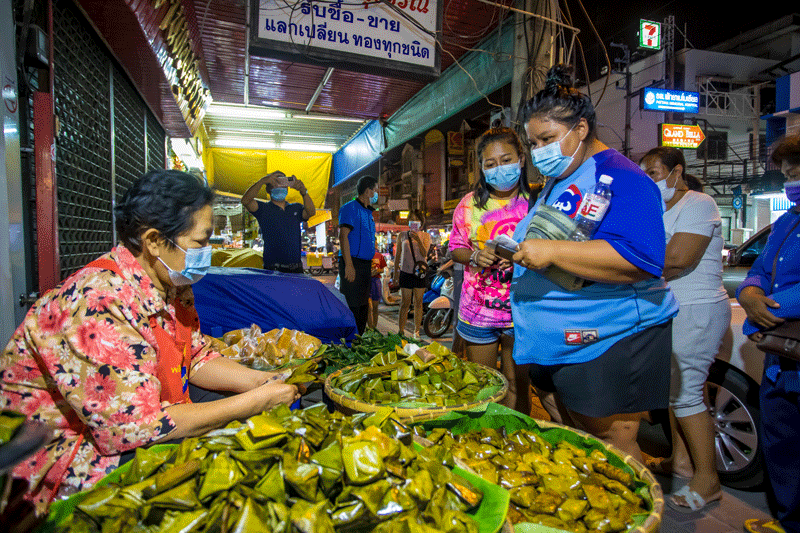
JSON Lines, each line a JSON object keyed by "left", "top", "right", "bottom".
{"left": 242, "top": 171, "right": 316, "bottom": 273}
{"left": 338, "top": 175, "right": 378, "bottom": 334}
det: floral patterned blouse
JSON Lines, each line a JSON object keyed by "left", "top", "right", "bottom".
{"left": 0, "top": 245, "right": 219, "bottom": 511}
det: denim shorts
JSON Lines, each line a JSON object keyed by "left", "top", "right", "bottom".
{"left": 456, "top": 319, "right": 514, "bottom": 345}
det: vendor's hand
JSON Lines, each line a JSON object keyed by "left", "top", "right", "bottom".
{"left": 513, "top": 239, "right": 555, "bottom": 270}
{"left": 261, "top": 369, "right": 292, "bottom": 384}
{"left": 256, "top": 382, "right": 301, "bottom": 410}
{"left": 738, "top": 285, "right": 784, "bottom": 330}
{"left": 748, "top": 331, "right": 765, "bottom": 343}
{"left": 345, "top": 263, "right": 356, "bottom": 282}
{"left": 473, "top": 247, "right": 499, "bottom": 268}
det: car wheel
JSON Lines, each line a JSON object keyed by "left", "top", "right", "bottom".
{"left": 706, "top": 361, "right": 765, "bottom": 489}
{"left": 423, "top": 308, "right": 453, "bottom": 338}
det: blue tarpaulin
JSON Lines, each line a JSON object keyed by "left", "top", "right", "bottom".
{"left": 193, "top": 267, "right": 357, "bottom": 344}
{"left": 332, "top": 119, "right": 384, "bottom": 187}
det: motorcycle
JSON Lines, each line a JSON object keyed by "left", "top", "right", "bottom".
{"left": 422, "top": 260, "right": 455, "bottom": 338}
{"left": 423, "top": 277, "right": 454, "bottom": 338}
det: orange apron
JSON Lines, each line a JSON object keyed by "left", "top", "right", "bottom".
{"left": 86, "top": 258, "right": 193, "bottom": 404}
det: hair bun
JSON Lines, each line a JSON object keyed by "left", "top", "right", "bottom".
{"left": 544, "top": 64, "right": 575, "bottom": 93}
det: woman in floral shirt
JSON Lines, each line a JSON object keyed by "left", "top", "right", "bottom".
{"left": 449, "top": 127, "right": 532, "bottom": 413}
{"left": 0, "top": 170, "right": 299, "bottom": 513}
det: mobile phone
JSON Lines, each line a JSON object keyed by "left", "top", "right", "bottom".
{"left": 493, "top": 242, "right": 517, "bottom": 261}
{"left": 275, "top": 175, "right": 296, "bottom": 187}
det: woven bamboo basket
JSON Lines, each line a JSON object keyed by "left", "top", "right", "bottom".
{"left": 323, "top": 364, "right": 508, "bottom": 423}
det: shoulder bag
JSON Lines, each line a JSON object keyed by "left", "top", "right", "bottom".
{"left": 755, "top": 215, "right": 800, "bottom": 362}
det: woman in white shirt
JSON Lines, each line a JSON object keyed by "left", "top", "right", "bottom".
{"left": 640, "top": 147, "right": 731, "bottom": 513}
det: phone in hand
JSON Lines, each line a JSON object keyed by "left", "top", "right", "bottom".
{"left": 492, "top": 242, "right": 517, "bottom": 261}
{"left": 487, "top": 234, "right": 518, "bottom": 261}
{"left": 275, "top": 175, "right": 296, "bottom": 188}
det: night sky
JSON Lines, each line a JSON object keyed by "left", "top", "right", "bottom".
{"left": 571, "top": 1, "right": 795, "bottom": 79}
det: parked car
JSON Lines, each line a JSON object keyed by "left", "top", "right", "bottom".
{"left": 709, "top": 224, "right": 771, "bottom": 489}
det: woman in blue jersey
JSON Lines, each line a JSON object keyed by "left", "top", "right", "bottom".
{"left": 510, "top": 65, "right": 678, "bottom": 461}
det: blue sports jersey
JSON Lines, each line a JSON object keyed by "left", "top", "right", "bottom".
{"left": 511, "top": 148, "right": 678, "bottom": 366}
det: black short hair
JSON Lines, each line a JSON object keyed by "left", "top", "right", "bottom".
{"left": 357, "top": 175, "right": 378, "bottom": 195}
{"left": 521, "top": 64, "right": 597, "bottom": 136}
{"left": 115, "top": 169, "right": 215, "bottom": 254}
{"left": 640, "top": 146, "right": 687, "bottom": 173}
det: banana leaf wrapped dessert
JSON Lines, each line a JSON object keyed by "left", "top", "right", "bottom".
{"left": 327, "top": 342, "right": 505, "bottom": 408}
{"left": 55, "top": 405, "right": 489, "bottom": 533}
{"left": 424, "top": 425, "right": 650, "bottom": 533}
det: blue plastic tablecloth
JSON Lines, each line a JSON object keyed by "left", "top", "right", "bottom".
{"left": 192, "top": 267, "right": 356, "bottom": 344}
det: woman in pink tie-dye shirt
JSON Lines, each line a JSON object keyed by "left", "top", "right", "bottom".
{"left": 449, "top": 127, "right": 532, "bottom": 413}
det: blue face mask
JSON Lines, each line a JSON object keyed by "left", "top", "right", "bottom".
{"left": 786, "top": 180, "right": 800, "bottom": 203}
{"left": 483, "top": 162, "right": 521, "bottom": 191}
{"left": 530, "top": 124, "right": 580, "bottom": 178}
{"left": 270, "top": 187, "right": 289, "bottom": 201}
{"left": 159, "top": 242, "right": 212, "bottom": 286}
{"left": 371, "top": 191, "right": 379, "bottom": 204}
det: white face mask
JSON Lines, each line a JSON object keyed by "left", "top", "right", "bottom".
{"left": 656, "top": 168, "right": 676, "bottom": 202}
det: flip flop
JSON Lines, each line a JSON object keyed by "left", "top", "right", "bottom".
{"left": 744, "top": 518, "right": 786, "bottom": 533}
{"left": 666, "top": 485, "right": 722, "bottom": 514}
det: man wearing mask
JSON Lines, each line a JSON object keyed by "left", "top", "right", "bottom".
{"left": 242, "top": 171, "right": 316, "bottom": 273}
{"left": 338, "top": 175, "right": 379, "bottom": 334}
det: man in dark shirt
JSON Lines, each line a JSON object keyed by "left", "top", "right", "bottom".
{"left": 242, "top": 171, "right": 316, "bottom": 273}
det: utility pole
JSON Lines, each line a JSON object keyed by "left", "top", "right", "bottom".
{"left": 663, "top": 15, "right": 675, "bottom": 124}
{"left": 611, "top": 42, "right": 632, "bottom": 157}
{"left": 510, "top": 0, "right": 559, "bottom": 128}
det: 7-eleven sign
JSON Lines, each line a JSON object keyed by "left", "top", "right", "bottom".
{"left": 640, "top": 20, "right": 661, "bottom": 50}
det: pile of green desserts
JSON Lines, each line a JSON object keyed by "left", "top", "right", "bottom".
{"left": 328, "top": 342, "right": 505, "bottom": 407}
{"left": 57, "top": 405, "right": 485, "bottom": 533}
{"left": 425, "top": 427, "right": 649, "bottom": 533}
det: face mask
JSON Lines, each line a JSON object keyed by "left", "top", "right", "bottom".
{"left": 656, "top": 168, "right": 676, "bottom": 202}
{"left": 371, "top": 191, "right": 379, "bottom": 204}
{"left": 483, "top": 162, "right": 521, "bottom": 191}
{"left": 530, "top": 124, "right": 580, "bottom": 178}
{"left": 409, "top": 221, "right": 421, "bottom": 232}
{"left": 159, "top": 242, "right": 212, "bottom": 286}
{"left": 785, "top": 180, "right": 800, "bottom": 203}
{"left": 270, "top": 187, "right": 288, "bottom": 201}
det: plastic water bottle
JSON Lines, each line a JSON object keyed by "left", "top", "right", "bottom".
{"left": 570, "top": 175, "right": 613, "bottom": 241}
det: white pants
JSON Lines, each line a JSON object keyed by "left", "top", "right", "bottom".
{"left": 670, "top": 299, "right": 732, "bottom": 418}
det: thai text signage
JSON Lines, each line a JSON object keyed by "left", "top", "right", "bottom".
{"left": 643, "top": 87, "right": 700, "bottom": 113}
{"left": 251, "top": 0, "right": 441, "bottom": 80}
{"left": 660, "top": 124, "right": 705, "bottom": 149}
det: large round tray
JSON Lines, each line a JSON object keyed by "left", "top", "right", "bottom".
{"left": 324, "top": 364, "right": 508, "bottom": 423}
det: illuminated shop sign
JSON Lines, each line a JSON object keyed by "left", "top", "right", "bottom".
{"left": 660, "top": 124, "right": 705, "bottom": 149}
{"left": 642, "top": 87, "right": 700, "bottom": 114}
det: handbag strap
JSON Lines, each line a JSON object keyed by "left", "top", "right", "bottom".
{"left": 407, "top": 231, "right": 420, "bottom": 264}
{"left": 769, "top": 214, "right": 800, "bottom": 293}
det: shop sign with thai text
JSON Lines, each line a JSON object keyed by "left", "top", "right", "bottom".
{"left": 660, "top": 124, "right": 705, "bottom": 149}
{"left": 251, "top": 0, "right": 442, "bottom": 80}
{"left": 642, "top": 87, "right": 700, "bottom": 114}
